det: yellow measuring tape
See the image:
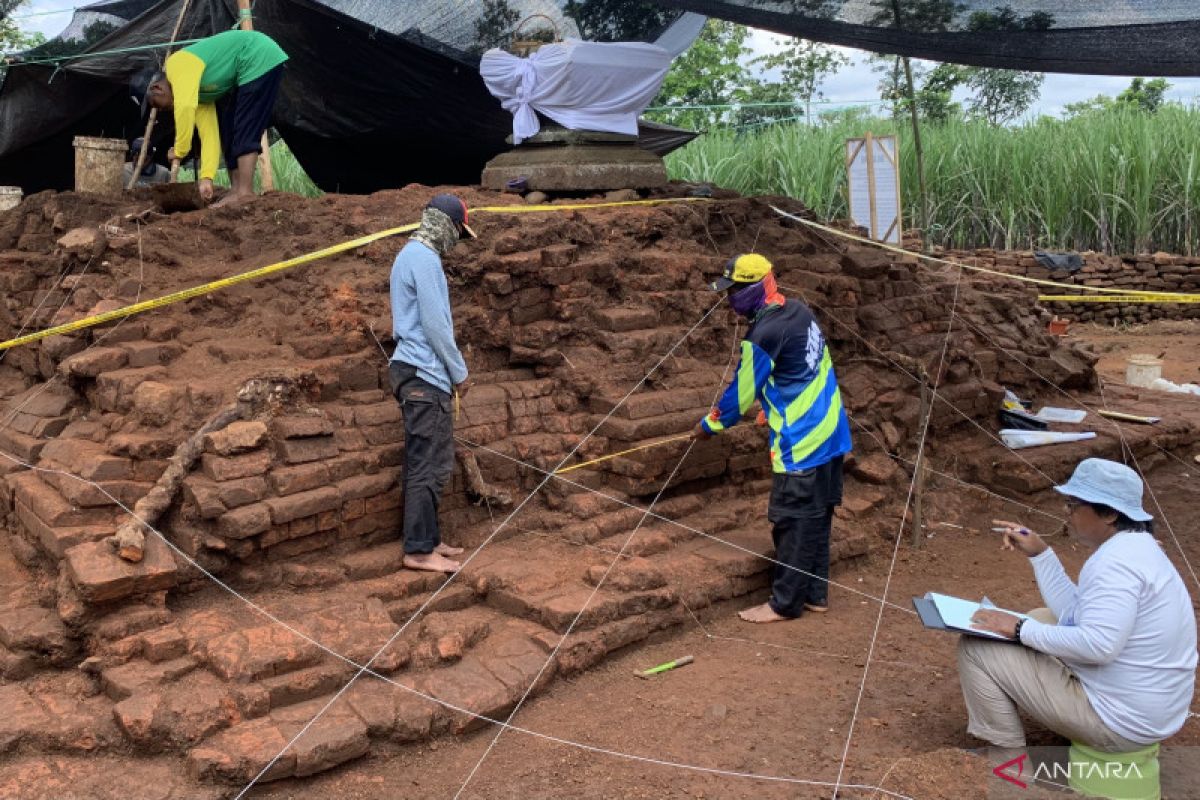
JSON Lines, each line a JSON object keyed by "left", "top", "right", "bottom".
{"left": 1038, "top": 294, "right": 1200, "bottom": 304}
{"left": 770, "top": 205, "right": 1199, "bottom": 302}
{"left": 554, "top": 434, "right": 691, "bottom": 475}
{"left": 0, "top": 197, "right": 709, "bottom": 353}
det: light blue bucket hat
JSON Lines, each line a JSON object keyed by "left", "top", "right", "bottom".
{"left": 1054, "top": 458, "right": 1152, "bottom": 522}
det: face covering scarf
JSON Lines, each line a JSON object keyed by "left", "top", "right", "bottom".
{"left": 728, "top": 273, "right": 785, "bottom": 317}
{"left": 410, "top": 207, "right": 460, "bottom": 256}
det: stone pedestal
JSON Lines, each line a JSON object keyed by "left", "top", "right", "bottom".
{"left": 481, "top": 127, "right": 667, "bottom": 192}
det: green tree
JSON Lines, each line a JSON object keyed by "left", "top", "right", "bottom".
{"left": 2, "top": 0, "right": 40, "bottom": 84}
{"left": 563, "top": 0, "right": 676, "bottom": 43}
{"left": 650, "top": 20, "right": 752, "bottom": 129}
{"left": 962, "top": 69, "right": 1042, "bottom": 125}
{"left": 470, "top": 0, "right": 520, "bottom": 55}
{"left": 752, "top": 37, "right": 849, "bottom": 123}
{"left": 1116, "top": 77, "right": 1170, "bottom": 113}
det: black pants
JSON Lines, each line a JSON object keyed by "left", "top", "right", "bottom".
{"left": 766, "top": 456, "right": 843, "bottom": 617}
{"left": 216, "top": 65, "right": 285, "bottom": 166}
{"left": 389, "top": 362, "right": 454, "bottom": 555}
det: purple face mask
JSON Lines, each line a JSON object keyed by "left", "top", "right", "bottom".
{"left": 728, "top": 281, "right": 766, "bottom": 317}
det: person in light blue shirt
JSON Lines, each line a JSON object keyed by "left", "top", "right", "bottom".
{"left": 388, "top": 194, "right": 476, "bottom": 573}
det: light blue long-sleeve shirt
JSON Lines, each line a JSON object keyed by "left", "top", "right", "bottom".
{"left": 389, "top": 240, "right": 468, "bottom": 393}
{"left": 1019, "top": 532, "right": 1197, "bottom": 744}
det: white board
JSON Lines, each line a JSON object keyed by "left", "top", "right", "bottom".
{"left": 846, "top": 134, "right": 902, "bottom": 244}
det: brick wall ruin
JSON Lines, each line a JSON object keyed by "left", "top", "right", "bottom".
{"left": 0, "top": 188, "right": 1107, "bottom": 789}
{"left": 939, "top": 247, "right": 1200, "bottom": 324}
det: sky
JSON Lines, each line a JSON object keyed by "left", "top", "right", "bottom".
{"left": 11, "top": 1, "right": 1200, "bottom": 119}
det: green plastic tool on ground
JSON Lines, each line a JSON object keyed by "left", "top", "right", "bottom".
{"left": 635, "top": 655, "right": 694, "bottom": 679}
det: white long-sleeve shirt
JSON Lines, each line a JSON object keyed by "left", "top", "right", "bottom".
{"left": 1020, "top": 531, "right": 1197, "bottom": 744}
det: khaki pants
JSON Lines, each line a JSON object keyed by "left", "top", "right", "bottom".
{"left": 957, "top": 608, "right": 1144, "bottom": 751}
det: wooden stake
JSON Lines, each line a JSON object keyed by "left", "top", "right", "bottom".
{"left": 912, "top": 370, "right": 931, "bottom": 548}
{"left": 238, "top": 0, "right": 275, "bottom": 192}
{"left": 125, "top": 0, "right": 195, "bottom": 190}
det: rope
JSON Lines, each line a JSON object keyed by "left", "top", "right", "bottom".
{"left": 831, "top": 256, "right": 966, "bottom": 798}
{"left": 770, "top": 205, "right": 1200, "bottom": 301}
{"left": 235, "top": 298, "right": 726, "bottom": 798}
{"left": 0, "top": 197, "right": 709, "bottom": 353}
{"left": 553, "top": 434, "right": 691, "bottom": 474}
{"left": 4, "top": 37, "right": 205, "bottom": 66}
{"left": 1038, "top": 293, "right": 1200, "bottom": 304}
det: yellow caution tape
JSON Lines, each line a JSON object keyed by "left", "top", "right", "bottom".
{"left": 554, "top": 434, "right": 692, "bottom": 475}
{"left": 0, "top": 197, "right": 708, "bottom": 353}
{"left": 1038, "top": 294, "right": 1200, "bottom": 304}
{"left": 770, "top": 205, "right": 1199, "bottom": 301}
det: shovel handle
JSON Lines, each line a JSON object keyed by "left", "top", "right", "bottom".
{"left": 170, "top": 159, "right": 180, "bottom": 182}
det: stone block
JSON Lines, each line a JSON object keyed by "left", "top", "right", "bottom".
{"left": 140, "top": 625, "right": 187, "bottom": 663}
{"left": 41, "top": 438, "right": 132, "bottom": 481}
{"left": 183, "top": 477, "right": 226, "bottom": 519}
{"left": 201, "top": 624, "right": 323, "bottom": 682}
{"left": 422, "top": 657, "right": 515, "bottom": 734}
{"left": 203, "top": 420, "right": 269, "bottom": 456}
{"left": 216, "top": 476, "right": 268, "bottom": 509}
{"left": 100, "top": 656, "right": 197, "bottom": 700}
{"left": 187, "top": 717, "right": 295, "bottom": 783}
{"left": 271, "top": 702, "right": 369, "bottom": 777}
{"left": 353, "top": 402, "right": 401, "bottom": 426}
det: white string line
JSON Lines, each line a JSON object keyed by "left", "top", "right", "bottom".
{"left": 779, "top": 284, "right": 1062, "bottom": 490}
{"left": 0, "top": 445, "right": 913, "bottom": 799}
{"left": 845, "top": 415, "right": 1066, "bottom": 527}
{"left": 0, "top": 253, "right": 90, "bottom": 366}
{"left": 454, "top": 435, "right": 915, "bottom": 616}
{"left": 454, "top": 438, "right": 700, "bottom": 797}
{"left": 950, "top": 312, "right": 1199, "bottom": 589}
{"left": 831, "top": 261, "right": 966, "bottom": 798}
{"left": 1, "top": 221, "right": 145, "bottom": 432}
{"left": 455, "top": 307, "right": 755, "bottom": 794}
{"left": 234, "top": 298, "right": 727, "bottom": 798}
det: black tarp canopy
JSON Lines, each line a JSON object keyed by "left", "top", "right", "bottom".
{"left": 0, "top": 0, "right": 696, "bottom": 192}
{"left": 2, "top": 0, "right": 1199, "bottom": 194}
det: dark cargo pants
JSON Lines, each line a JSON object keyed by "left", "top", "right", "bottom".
{"left": 765, "top": 455, "right": 844, "bottom": 617}
{"left": 389, "top": 362, "right": 455, "bottom": 555}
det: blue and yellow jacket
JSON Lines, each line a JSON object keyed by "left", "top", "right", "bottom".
{"left": 701, "top": 299, "right": 852, "bottom": 472}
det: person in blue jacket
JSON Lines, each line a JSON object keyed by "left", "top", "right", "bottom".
{"left": 692, "top": 254, "right": 852, "bottom": 623}
{"left": 389, "top": 194, "right": 476, "bottom": 573}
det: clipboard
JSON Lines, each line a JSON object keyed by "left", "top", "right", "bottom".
{"left": 912, "top": 593, "right": 1024, "bottom": 641}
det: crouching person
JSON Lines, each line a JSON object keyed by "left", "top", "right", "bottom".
{"left": 962, "top": 458, "right": 1196, "bottom": 753}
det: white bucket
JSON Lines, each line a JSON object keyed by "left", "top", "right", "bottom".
{"left": 1125, "top": 354, "right": 1163, "bottom": 388}
{"left": 0, "top": 186, "right": 22, "bottom": 212}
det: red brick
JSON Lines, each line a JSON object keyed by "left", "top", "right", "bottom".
{"left": 316, "top": 510, "right": 339, "bottom": 531}
{"left": 266, "top": 531, "right": 338, "bottom": 559}
{"left": 203, "top": 421, "right": 268, "bottom": 456}
{"left": 107, "top": 433, "right": 175, "bottom": 459}
{"left": 333, "top": 428, "right": 368, "bottom": 452}
{"left": 337, "top": 471, "right": 397, "bottom": 501}
{"left": 353, "top": 402, "right": 401, "bottom": 426}
{"left": 187, "top": 717, "right": 295, "bottom": 783}
{"left": 140, "top": 625, "right": 187, "bottom": 663}
{"left": 268, "top": 462, "right": 330, "bottom": 496}
{"left": 265, "top": 486, "right": 341, "bottom": 525}
{"left": 377, "top": 444, "right": 404, "bottom": 467}
{"left": 362, "top": 425, "right": 403, "bottom": 446}
{"left": 216, "top": 476, "right": 268, "bottom": 509}
{"left": 12, "top": 388, "right": 74, "bottom": 418}
{"left": 326, "top": 454, "right": 367, "bottom": 482}
{"left": 270, "top": 415, "right": 334, "bottom": 440}
{"left": 59, "top": 347, "right": 127, "bottom": 378}
{"left": 9, "top": 472, "right": 111, "bottom": 527}
{"left": 275, "top": 436, "right": 338, "bottom": 465}
{"left": 64, "top": 536, "right": 178, "bottom": 603}
{"left": 183, "top": 478, "right": 225, "bottom": 519}
{"left": 41, "top": 439, "right": 132, "bottom": 481}
{"left": 14, "top": 500, "right": 106, "bottom": 557}
{"left": 217, "top": 503, "right": 271, "bottom": 540}
{"left": 201, "top": 450, "right": 272, "bottom": 481}
{"left": 341, "top": 498, "right": 366, "bottom": 521}
{"left": 364, "top": 492, "right": 400, "bottom": 514}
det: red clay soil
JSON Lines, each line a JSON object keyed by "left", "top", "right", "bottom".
{"left": 0, "top": 186, "right": 1196, "bottom": 800}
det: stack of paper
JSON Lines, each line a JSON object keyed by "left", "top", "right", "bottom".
{"left": 927, "top": 592, "right": 1029, "bottom": 641}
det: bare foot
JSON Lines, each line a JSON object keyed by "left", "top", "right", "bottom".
{"left": 804, "top": 603, "right": 829, "bottom": 613}
{"left": 403, "top": 552, "right": 460, "bottom": 573}
{"left": 210, "top": 191, "right": 254, "bottom": 209}
{"left": 434, "top": 543, "right": 464, "bottom": 557}
{"left": 738, "top": 602, "right": 791, "bottom": 623}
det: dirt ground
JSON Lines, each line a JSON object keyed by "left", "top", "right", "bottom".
{"left": 240, "top": 322, "right": 1200, "bottom": 800}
